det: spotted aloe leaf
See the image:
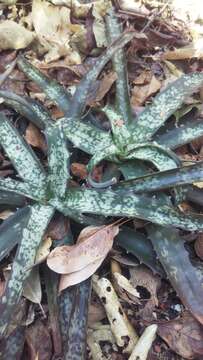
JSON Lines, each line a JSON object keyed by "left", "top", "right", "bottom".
{"left": 46, "top": 124, "right": 70, "bottom": 199}
{"left": 52, "top": 188, "right": 203, "bottom": 231}
{"left": 147, "top": 225, "right": 203, "bottom": 325}
{"left": 0, "top": 207, "right": 30, "bottom": 262}
{"left": 0, "top": 190, "right": 25, "bottom": 206}
{"left": 113, "top": 161, "right": 203, "bottom": 193}
{"left": 0, "top": 90, "right": 53, "bottom": 130}
{"left": 155, "top": 118, "right": 203, "bottom": 150}
{"left": 61, "top": 118, "right": 112, "bottom": 155}
{"left": 17, "top": 57, "right": 71, "bottom": 115}
{"left": 68, "top": 30, "right": 136, "bottom": 121}
{"left": 0, "top": 204, "right": 54, "bottom": 338}
{"left": 119, "top": 160, "right": 149, "bottom": 179}
{"left": 105, "top": 7, "right": 133, "bottom": 125}
{"left": 0, "top": 177, "right": 45, "bottom": 201}
{"left": 131, "top": 72, "right": 203, "bottom": 143}
{"left": 125, "top": 143, "right": 180, "bottom": 171}
{"left": 0, "top": 113, "right": 46, "bottom": 188}
{"left": 116, "top": 226, "right": 165, "bottom": 276}
{"left": 59, "top": 279, "right": 91, "bottom": 360}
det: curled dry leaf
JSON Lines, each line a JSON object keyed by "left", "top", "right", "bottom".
{"left": 194, "top": 234, "right": 203, "bottom": 260}
{"left": 25, "top": 123, "right": 47, "bottom": 152}
{"left": 32, "top": 0, "right": 84, "bottom": 63}
{"left": 158, "top": 312, "right": 203, "bottom": 359}
{"left": 35, "top": 236, "right": 52, "bottom": 263}
{"left": 23, "top": 267, "right": 42, "bottom": 304}
{"left": 113, "top": 272, "right": 140, "bottom": 305}
{"left": 47, "top": 225, "right": 118, "bottom": 274}
{"left": 131, "top": 72, "right": 161, "bottom": 106}
{"left": 0, "top": 20, "right": 35, "bottom": 50}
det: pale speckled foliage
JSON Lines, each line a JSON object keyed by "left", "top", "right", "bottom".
{"left": 0, "top": 205, "right": 53, "bottom": 337}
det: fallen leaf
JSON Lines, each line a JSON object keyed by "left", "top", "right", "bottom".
{"left": 0, "top": 20, "right": 35, "bottom": 50}
{"left": 47, "top": 225, "right": 119, "bottom": 274}
{"left": 25, "top": 123, "right": 47, "bottom": 152}
{"left": 32, "top": 0, "right": 84, "bottom": 63}
{"left": 162, "top": 39, "right": 203, "bottom": 60}
{"left": 35, "top": 237, "right": 52, "bottom": 263}
{"left": 131, "top": 74, "right": 161, "bottom": 106}
{"left": 194, "top": 234, "right": 203, "bottom": 260}
{"left": 88, "top": 303, "right": 106, "bottom": 326}
{"left": 89, "top": 71, "right": 117, "bottom": 105}
{"left": 59, "top": 257, "right": 104, "bottom": 291}
{"left": 23, "top": 267, "right": 42, "bottom": 304}
{"left": 45, "top": 214, "right": 70, "bottom": 240}
{"left": 158, "top": 312, "right": 203, "bottom": 359}
{"left": 71, "top": 162, "right": 88, "bottom": 179}
{"left": 0, "top": 210, "right": 14, "bottom": 220}
{"left": 113, "top": 272, "right": 140, "bottom": 303}
{"left": 25, "top": 320, "right": 52, "bottom": 360}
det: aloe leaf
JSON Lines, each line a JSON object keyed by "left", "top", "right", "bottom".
{"left": 46, "top": 124, "right": 70, "bottom": 198}
{"left": 155, "top": 119, "right": 203, "bottom": 149}
{"left": 105, "top": 7, "right": 132, "bottom": 125}
{"left": 0, "top": 113, "right": 46, "bottom": 188}
{"left": 116, "top": 226, "right": 165, "bottom": 276}
{"left": 0, "top": 177, "right": 45, "bottom": 201}
{"left": 131, "top": 72, "right": 203, "bottom": 143}
{"left": 17, "top": 56, "right": 71, "bottom": 114}
{"left": 53, "top": 188, "right": 203, "bottom": 231}
{"left": 147, "top": 225, "right": 203, "bottom": 325}
{"left": 119, "top": 160, "right": 149, "bottom": 179}
{"left": 125, "top": 143, "right": 180, "bottom": 171}
{"left": 87, "top": 143, "right": 118, "bottom": 172}
{"left": 0, "top": 190, "right": 25, "bottom": 206}
{"left": 60, "top": 279, "right": 91, "bottom": 360}
{"left": 61, "top": 117, "right": 113, "bottom": 155}
{"left": 0, "top": 90, "right": 53, "bottom": 130}
{"left": 0, "top": 207, "right": 30, "bottom": 262}
{"left": 0, "top": 204, "right": 54, "bottom": 337}
{"left": 113, "top": 161, "right": 203, "bottom": 193}
{"left": 102, "top": 105, "right": 131, "bottom": 149}
{"left": 69, "top": 30, "right": 136, "bottom": 121}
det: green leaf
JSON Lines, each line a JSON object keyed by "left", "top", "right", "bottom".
{"left": 113, "top": 161, "right": 203, "bottom": 193}
{"left": 0, "top": 190, "right": 25, "bottom": 206}
{"left": 102, "top": 105, "right": 131, "bottom": 149}
{"left": 131, "top": 72, "right": 203, "bottom": 143}
{"left": 0, "top": 90, "right": 53, "bottom": 130}
{"left": 61, "top": 117, "right": 113, "bottom": 155}
{"left": 125, "top": 143, "right": 180, "bottom": 171}
{"left": 0, "top": 207, "right": 30, "bottom": 262}
{"left": 147, "top": 225, "right": 203, "bottom": 325}
{"left": 105, "top": 7, "right": 133, "bottom": 125}
{"left": 87, "top": 143, "right": 118, "bottom": 172}
{"left": 46, "top": 124, "right": 70, "bottom": 198}
{"left": 0, "top": 113, "right": 46, "bottom": 188}
{"left": 52, "top": 188, "right": 203, "bottom": 231}
{"left": 0, "top": 177, "right": 46, "bottom": 201}
{"left": 155, "top": 119, "right": 203, "bottom": 149}
{"left": 68, "top": 30, "right": 136, "bottom": 122}
{"left": 17, "top": 56, "right": 71, "bottom": 115}
{"left": 116, "top": 226, "right": 165, "bottom": 276}
{"left": 59, "top": 279, "right": 91, "bottom": 360}
{"left": 119, "top": 160, "right": 149, "bottom": 179}
{"left": 0, "top": 204, "right": 54, "bottom": 337}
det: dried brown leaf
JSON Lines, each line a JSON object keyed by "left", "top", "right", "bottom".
{"left": 47, "top": 225, "right": 119, "bottom": 274}
{"left": 158, "top": 312, "right": 203, "bottom": 359}
{"left": 25, "top": 123, "right": 47, "bottom": 152}
{"left": 131, "top": 75, "right": 161, "bottom": 106}
{"left": 0, "top": 20, "right": 35, "bottom": 50}
{"left": 194, "top": 234, "right": 203, "bottom": 260}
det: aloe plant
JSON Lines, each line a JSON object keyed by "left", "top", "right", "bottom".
{"left": 1, "top": 5, "right": 203, "bottom": 357}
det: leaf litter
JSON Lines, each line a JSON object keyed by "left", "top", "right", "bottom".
{"left": 1, "top": 0, "right": 203, "bottom": 359}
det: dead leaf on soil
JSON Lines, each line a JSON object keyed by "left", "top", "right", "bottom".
{"left": 47, "top": 225, "right": 118, "bottom": 273}
{"left": 162, "top": 39, "right": 203, "bottom": 60}
{"left": 0, "top": 20, "right": 35, "bottom": 50}
{"left": 158, "top": 312, "right": 203, "bottom": 359}
{"left": 0, "top": 210, "right": 14, "bottom": 220}
{"left": 131, "top": 72, "right": 161, "bottom": 106}
{"left": 25, "top": 123, "right": 47, "bottom": 152}
{"left": 113, "top": 271, "right": 140, "bottom": 305}
{"left": 88, "top": 303, "right": 106, "bottom": 326}
{"left": 32, "top": 0, "right": 85, "bottom": 63}
{"left": 71, "top": 162, "right": 88, "bottom": 180}
{"left": 47, "top": 225, "right": 119, "bottom": 289}
{"left": 194, "top": 234, "right": 203, "bottom": 260}
{"left": 25, "top": 320, "right": 52, "bottom": 360}
{"left": 89, "top": 71, "right": 117, "bottom": 106}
